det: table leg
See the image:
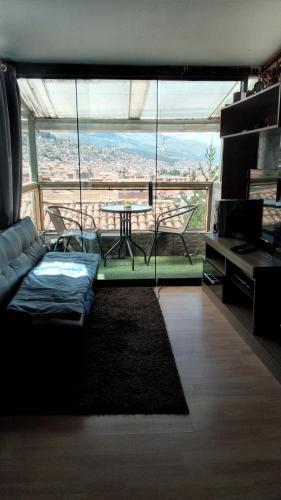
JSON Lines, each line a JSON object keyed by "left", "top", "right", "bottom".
{"left": 118, "top": 214, "right": 127, "bottom": 258}
{"left": 103, "top": 211, "right": 148, "bottom": 270}
{"left": 118, "top": 238, "right": 125, "bottom": 257}
{"left": 104, "top": 237, "right": 124, "bottom": 267}
{"left": 126, "top": 238, "right": 134, "bottom": 271}
{"left": 129, "top": 236, "right": 147, "bottom": 263}
{"left": 127, "top": 212, "right": 146, "bottom": 267}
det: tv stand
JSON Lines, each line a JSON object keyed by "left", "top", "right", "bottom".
{"left": 203, "top": 234, "right": 281, "bottom": 335}
{"left": 230, "top": 242, "right": 258, "bottom": 254}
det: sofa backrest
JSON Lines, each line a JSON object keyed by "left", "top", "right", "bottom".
{"left": 0, "top": 217, "right": 46, "bottom": 306}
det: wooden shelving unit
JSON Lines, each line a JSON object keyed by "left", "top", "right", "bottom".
{"left": 220, "top": 83, "right": 281, "bottom": 200}
{"left": 204, "top": 86, "right": 281, "bottom": 336}
{"left": 220, "top": 83, "right": 281, "bottom": 138}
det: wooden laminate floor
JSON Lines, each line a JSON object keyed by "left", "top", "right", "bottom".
{"left": 1, "top": 287, "right": 281, "bottom": 500}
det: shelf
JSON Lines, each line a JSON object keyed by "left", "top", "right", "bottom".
{"left": 221, "top": 124, "right": 277, "bottom": 140}
{"left": 229, "top": 275, "right": 253, "bottom": 299}
{"left": 206, "top": 234, "right": 277, "bottom": 278}
{"left": 222, "top": 82, "right": 281, "bottom": 109}
{"left": 205, "top": 257, "right": 225, "bottom": 275}
{"left": 220, "top": 83, "right": 281, "bottom": 138}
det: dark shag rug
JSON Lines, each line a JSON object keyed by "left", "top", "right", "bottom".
{"left": 3, "top": 287, "right": 188, "bottom": 415}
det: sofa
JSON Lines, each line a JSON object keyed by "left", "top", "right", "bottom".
{"left": 0, "top": 216, "right": 100, "bottom": 328}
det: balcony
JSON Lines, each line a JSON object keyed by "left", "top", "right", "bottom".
{"left": 21, "top": 180, "right": 218, "bottom": 280}
{"left": 18, "top": 77, "right": 231, "bottom": 280}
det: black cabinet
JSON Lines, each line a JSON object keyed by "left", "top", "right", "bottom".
{"left": 204, "top": 234, "right": 281, "bottom": 336}
{"left": 203, "top": 243, "right": 224, "bottom": 288}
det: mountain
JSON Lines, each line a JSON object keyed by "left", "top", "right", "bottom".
{"left": 54, "top": 132, "right": 221, "bottom": 164}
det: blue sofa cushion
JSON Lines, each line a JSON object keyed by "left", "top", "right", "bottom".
{"left": 7, "top": 252, "right": 100, "bottom": 320}
{"left": 0, "top": 217, "right": 46, "bottom": 306}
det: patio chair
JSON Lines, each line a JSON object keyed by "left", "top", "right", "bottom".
{"left": 147, "top": 204, "right": 197, "bottom": 265}
{"left": 47, "top": 205, "right": 104, "bottom": 256}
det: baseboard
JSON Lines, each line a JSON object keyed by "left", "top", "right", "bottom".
{"left": 97, "top": 278, "right": 202, "bottom": 287}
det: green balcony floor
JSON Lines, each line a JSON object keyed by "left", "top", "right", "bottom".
{"left": 98, "top": 255, "right": 203, "bottom": 280}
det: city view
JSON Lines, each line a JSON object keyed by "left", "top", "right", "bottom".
{"left": 19, "top": 77, "right": 228, "bottom": 234}
{"left": 22, "top": 130, "right": 221, "bottom": 231}
{"left": 22, "top": 131, "right": 221, "bottom": 183}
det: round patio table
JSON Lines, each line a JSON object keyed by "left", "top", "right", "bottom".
{"left": 100, "top": 204, "right": 152, "bottom": 271}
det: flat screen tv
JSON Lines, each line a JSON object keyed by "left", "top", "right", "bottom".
{"left": 218, "top": 199, "right": 264, "bottom": 243}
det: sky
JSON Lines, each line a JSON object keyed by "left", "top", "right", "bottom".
{"left": 163, "top": 132, "right": 222, "bottom": 147}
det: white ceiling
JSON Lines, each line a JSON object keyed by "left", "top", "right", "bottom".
{"left": 0, "top": 0, "right": 280, "bottom": 66}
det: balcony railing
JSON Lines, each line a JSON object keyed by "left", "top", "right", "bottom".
{"left": 22, "top": 180, "right": 214, "bottom": 233}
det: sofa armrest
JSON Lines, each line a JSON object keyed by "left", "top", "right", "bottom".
{"left": 0, "top": 217, "right": 46, "bottom": 307}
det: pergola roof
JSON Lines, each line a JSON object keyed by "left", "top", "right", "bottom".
{"left": 18, "top": 78, "right": 245, "bottom": 120}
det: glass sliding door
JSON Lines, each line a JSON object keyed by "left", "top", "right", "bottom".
{"left": 76, "top": 79, "right": 158, "bottom": 281}
{"left": 18, "top": 76, "right": 241, "bottom": 283}
{"left": 19, "top": 79, "right": 81, "bottom": 239}
{"left": 154, "top": 80, "right": 231, "bottom": 281}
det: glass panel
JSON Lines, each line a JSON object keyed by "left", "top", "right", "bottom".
{"left": 77, "top": 80, "right": 130, "bottom": 119}
{"left": 43, "top": 187, "right": 153, "bottom": 231}
{"left": 248, "top": 168, "right": 281, "bottom": 247}
{"left": 151, "top": 187, "right": 207, "bottom": 279}
{"left": 76, "top": 79, "right": 157, "bottom": 281}
{"left": 156, "top": 79, "right": 224, "bottom": 280}
{"left": 22, "top": 119, "right": 32, "bottom": 184}
{"left": 156, "top": 81, "right": 238, "bottom": 120}
{"left": 36, "top": 128, "right": 80, "bottom": 182}
{"left": 249, "top": 168, "right": 280, "bottom": 202}
{"left": 42, "top": 189, "right": 82, "bottom": 231}
{"left": 211, "top": 78, "right": 259, "bottom": 118}
{"left": 19, "top": 79, "right": 77, "bottom": 118}
{"left": 248, "top": 77, "right": 259, "bottom": 92}
{"left": 18, "top": 77, "right": 233, "bottom": 283}
{"left": 211, "top": 82, "right": 240, "bottom": 118}
{"left": 156, "top": 131, "right": 221, "bottom": 181}
{"left": 21, "top": 190, "right": 36, "bottom": 224}
{"left": 41, "top": 188, "right": 86, "bottom": 251}
{"left": 18, "top": 78, "right": 240, "bottom": 121}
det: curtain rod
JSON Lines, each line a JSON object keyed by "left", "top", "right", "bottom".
{"left": 11, "top": 62, "right": 254, "bottom": 81}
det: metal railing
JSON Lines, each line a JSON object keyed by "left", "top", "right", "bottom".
{"left": 21, "top": 180, "right": 214, "bottom": 232}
